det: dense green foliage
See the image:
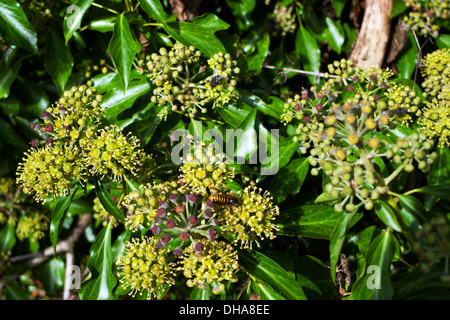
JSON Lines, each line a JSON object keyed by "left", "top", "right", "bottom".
{"left": 0, "top": 0, "right": 449, "bottom": 300}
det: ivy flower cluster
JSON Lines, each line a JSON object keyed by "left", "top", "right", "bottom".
{"left": 117, "top": 141, "right": 279, "bottom": 298}
{"left": 417, "top": 49, "right": 450, "bottom": 146}
{"left": 16, "top": 85, "right": 146, "bottom": 202}
{"left": 0, "top": 177, "right": 48, "bottom": 242}
{"left": 141, "top": 41, "right": 240, "bottom": 118}
{"left": 281, "top": 59, "right": 438, "bottom": 212}
{"left": 271, "top": 3, "right": 297, "bottom": 37}
{"left": 402, "top": 0, "right": 449, "bottom": 36}
{"left": 413, "top": 216, "right": 450, "bottom": 284}
{"left": 116, "top": 236, "right": 176, "bottom": 299}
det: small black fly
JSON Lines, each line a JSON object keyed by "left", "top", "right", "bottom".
{"left": 210, "top": 75, "right": 224, "bottom": 88}
{"left": 394, "top": 108, "right": 408, "bottom": 116}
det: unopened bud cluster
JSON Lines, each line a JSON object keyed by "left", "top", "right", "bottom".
{"left": 271, "top": 3, "right": 296, "bottom": 37}
{"left": 413, "top": 216, "right": 450, "bottom": 284}
{"left": 16, "top": 85, "right": 147, "bottom": 202}
{"left": 140, "top": 42, "right": 239, "bottom": 119}
{"left": 402, "top": 0, "right": 448, "bottom": 36}
{"left": 282, "top": 59, "right": 438, "bottom": 212}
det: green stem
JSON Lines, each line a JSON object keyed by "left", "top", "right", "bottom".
{"left": 91, "top": 2, "right": 120, "bottom": 14}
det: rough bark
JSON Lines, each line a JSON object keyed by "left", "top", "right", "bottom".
{"left": 349, "top": 0, "right": 393, "bottom": 69}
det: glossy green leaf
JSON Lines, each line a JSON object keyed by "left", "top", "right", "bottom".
{"left": 226, "top": 108, "right": 257, "bottom": 163}
{"left": 295, "top": 21, "right": 321, "bottom": 83}
{"left": 88, "top": 16, "right": 116, "bottom": 33}
{"left": 102, "top": 76, "right": 152, "bottom": 121}
{"left": 331, "top": 0, "right": 348, "bottom": 17}
{"left": 36, "top": 258, "right": 65, "bottom": 296}
{"left": 240, "top": 33, "right": 270, "bottom": 75}
{"left": 276, "top": 205, "right": 344, "bottom": 240}
{"left": 139, "top": 0, "right": 167, "bottom": 22}
{"left": 270, "top": 158, "right": 309, "bottom": 204}
{"left": 408, "top": 184, "right": 450, "bottom": 200}
{"left": 190, "top": 286, "right": 212, "bottom": 300}
{"left": 261, "top": 137, "right": 299, "bottom": 176}
{"left": 0, "top": 0, "right": 38, "bottom": 53}
{"left": 391, "top": 0, "right": 408, "bottom": 18}
{"left": 352, "top": 229, "right": 396, "bottom": 300}
{"left": 396, "top": 33, "right": 418, "bottom": 79}
{"left": 79, "top": 221, "right": 117, "bottom": 300}
{"left": 108, "top": 14, "right": 140, "bottom": 91}
{"left": 63, "top": 0, "right": 93, "bottom": 44}
{"left": 251, "top": 280, "right": 286, "bottom": 300}
{"left": 14, "top": 77, "right": 50, "bottom": 117}
{"left": 236, "top": 89, "right": 279, "bottom": 120}
{"left": 164, "top": 21, "right": 226, "bottom": 58}
{"left": 94, "top": 177, "right": 125, "bottom": 223}
{"left": 218, "top": 102, "right": 252, "bottom": 127}
{"left": 323, "top": 17, "right": 345, "bottom": 54}
{"left": 425, "top": 146, "right": 450, "bottom": 210}
{"left": 0, "top": 118, "right": 27, "bottom": 148}
{"left": 436, "top": 34, "right": 450, "bottom": 49}
{"left": 329, "top": 210, "right": 363, "bottom": 282}
{"left": 190, "top": 13, "right": 230, "bottom": 33}
{"left": 395, "top": 193, "right": 428, "bottom": 223}
{"left": 225, "top": 0, "right": 255, "bottom": 31}
{"left": 0, "top": 223, "right": 16, "bottom": 252}
{"left": 44, "top": 33, "right": 74, "bottom": 94}
{"left": 374, "top": 200, "right": 403, "bottom": 232}
{"left": 0, "top": 59, "right": 21, "bottom": 99}
{"left": 239, "top": 250, "right": 306, "bottom": 300}
{"left": 295, "top": 255, "right": 335, "bottom": 300}
{"left": 50, "top": 185, "right": 79, "bottom": 252}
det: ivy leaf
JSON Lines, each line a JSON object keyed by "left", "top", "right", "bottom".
{"left": 276, "top": 205, "right": 343, "bottom": 240}
{"left": 79, "top": 221, "right": 117, "bottom": 300}
{"left": 226, "top": 108, "right": 257, "bottom": 163}
{"left": 329, "top": 210, "right": 363, "bottom": 282}
{"left": 373, "top": 200, "right": 403, "bottom": 232}
{"left": 108, "top": 13, "right": 140, "bottom": 91}
{"left": 139, "top": 0, "right": 167, "bottom": 23}
{"left": 352, "top": 229, "right": 396, "bottom": 300}
{"left": 164, "top": 21, "right": 226, "bottom": 58}
{"left": 63, "top": 0, "right": 94, "bottom": 44}
{"left": 269, "top": 157, "right": 309, "bottom": 204}
{"left": 0, "top": 223, "right": 16, "bottom": 252}
{"left": 295, "top": 20, "right": 321, "bottom": 83}
{"left": 261, "top": 137, "right": 299, "bottom": 176}
{"left": 50, "top": 185, "right": 79, "bottom": 253}
{"left": 190, "top": 286, "right": 213, "bottom": 300}
{"left": 44, "top": 33, "right": 74, "bottom": 94}
{"left": 102, "top": 75, "right": 152, "bottom": 122}
{"left": 238, "top": 249, "right": 307, "bottom": 300}
{"left": 0, "top": 58, "right": 21, "bottom": 99}
{"left": 0, "top": 0, "right": 38, "bottom": 54}
{"left": 94, "top": 177, "right": 125, "bottom": 223}
{"left": 190, "top": 13, "right": 230, "bottom": 33}
{"left": 251, "top": 280, "right": 286, "bottom": 300}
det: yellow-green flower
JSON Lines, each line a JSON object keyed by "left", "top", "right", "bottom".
{"left": 221, "top": 186, "right": 279, "bottom": 249}
{"left": 16, "top": 212, "right": 48, "bottom": 242}
{"left": 177, "top": 240, "right": 239, "bottom": 294}
{"left": 85, "top": 125, "right": 143, "bottom": 181}
{"left": 16, "top": 143, "right": 84, "bottom": 202}
{"left": 116, "top": 236, "right": 176, "bottom": 299}
{"left": 418, "top": 102, "right": 450, "bottom": 146}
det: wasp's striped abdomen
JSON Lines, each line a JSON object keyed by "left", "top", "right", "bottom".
{"left": 209, "top": 193, "right": 240, "bottom": 206}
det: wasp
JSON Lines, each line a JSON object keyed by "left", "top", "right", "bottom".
{"left": 208, "top": 187, "right": 240, "bottom": 207}
{"left": 209, "top": 75, "right": 224, "bottom": 89}
{"left": 209, "top": 192, "right": 240, "bottom": 206}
